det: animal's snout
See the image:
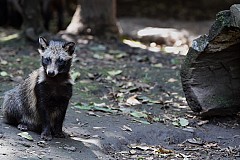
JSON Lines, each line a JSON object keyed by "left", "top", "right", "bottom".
{"left": 47, "top": 70, "right": 56, "bottom": 77}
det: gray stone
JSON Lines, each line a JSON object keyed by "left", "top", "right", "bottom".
{"left": 181, "top": 4, "right": 240, "bottom": 116}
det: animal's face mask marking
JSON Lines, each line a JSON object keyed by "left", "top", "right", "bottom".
{"left": 38, "top": 37, "right": 75, "bottom": 77}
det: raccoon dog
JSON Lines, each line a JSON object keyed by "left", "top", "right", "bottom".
{"left": 2, "top": 37, "right": 75, "bottom": 140}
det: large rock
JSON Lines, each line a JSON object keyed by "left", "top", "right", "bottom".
{"left": 181, "top": 4, "right": 240, "bottom": 116}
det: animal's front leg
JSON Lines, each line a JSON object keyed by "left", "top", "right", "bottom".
{"left": 38, "top": 104, "right": 52, "bottom": 141}
{"left": 52, "top": 102, "right": 68, "bottom": 138}
{"left": 35, "top": 83, "right": 53, "bottom": 140}
{"left": 53, "top": 117, "right": 65, "bottom": 138}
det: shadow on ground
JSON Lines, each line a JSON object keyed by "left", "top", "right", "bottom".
{"left": 0, "top": 23, "right": 239, "bottom": 159}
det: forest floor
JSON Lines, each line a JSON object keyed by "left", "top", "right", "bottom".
{"left": 0, "top": 18, "right": 240, "bottom": 160}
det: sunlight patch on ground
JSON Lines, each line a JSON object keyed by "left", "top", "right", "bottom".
{"left": 123, "top": 39, "right": 147, "bottom": 49}
{"left": 123, "top": 38, "right": 189, "bottom": 55}
{"left": 164, "top": 45, "right": 189, "bottom": 55}
{"left": 71, "top": 137, "right": 102, "bottom": 148}
{"left": 137, "top": 27, "right": 182, "bottom": 38}
{"left": 0, "top": 33, "right": 19, "bottom": 42}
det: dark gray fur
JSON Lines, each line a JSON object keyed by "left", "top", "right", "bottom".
{"left": 2, "top": 37, "right": 75, "bottom": 140}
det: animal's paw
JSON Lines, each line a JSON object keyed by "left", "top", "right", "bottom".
{"left": 17, "top": 124, "right": 28, "bottom": 131}
{"left": 41, "top": 131, "right": 52, "bottom": 141}
{"left": 53, "top": 132, "right": 65, "bottom": 138}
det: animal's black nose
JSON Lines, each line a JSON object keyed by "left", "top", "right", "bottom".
{"left": 47, "top": 71, "right": 56, "bottom": 77}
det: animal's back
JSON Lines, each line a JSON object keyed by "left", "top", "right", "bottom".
{"left": 2, "top": 69, "right": 41, "bottom": 129}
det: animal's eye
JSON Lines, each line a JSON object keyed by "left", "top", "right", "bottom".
{"left": 57, "top": 59, "right": 65, "bottom": 65}
{"left": 42, "top": 57, "right": 51, "bottom": 64}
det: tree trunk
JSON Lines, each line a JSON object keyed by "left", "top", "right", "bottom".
{"left": 66, "top": 0, "right": 119, "bottom": 38}
{"left": 20, "top": 0, "right": 45, "bottom": 41}
{"left": 180, "top": 4, "right": 240, "bottom": 116}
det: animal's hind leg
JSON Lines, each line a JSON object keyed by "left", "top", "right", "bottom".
{"left": 2, "top": 89, "right": 22, "bottom": 125}
{"left": 3, "top": 113, "right": 18, "bottom": 125}
{"left": 2, "top": 102, "right": 21, "bottom": 126}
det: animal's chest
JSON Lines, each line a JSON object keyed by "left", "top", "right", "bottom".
{"left": 48, "top": 84, "right": 72, "bottom": 99}
{"left": 49, "top": 85, "right": 67, "bottom": 96}
{"left": 36, "top": 82, "right": 72, "bottom": 100}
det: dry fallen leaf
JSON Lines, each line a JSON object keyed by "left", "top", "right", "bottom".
{"left": 187, "top": 138, "right": 203, "bottom": 145}
{"left": 107, "top": 70, "right": 122, "bottom": 76}
{"left": 121, "top": 125, "right": 132, "bottom": 132}
{"left": 203, "top": 142, "right": 219, "bottom": 148}
{"left": 87, "top": 111, "right": 101, "bottom": 117}
{"left": 152, "top": 63, "right": 163, "bottom": 68}
{"left": 129, "top": 144, "right": 153, "bottom": 151}
{"left": 167, "top": 78, "right": 178, "bottom": 83}
{"left": 129, "top": 149, "right": 136, "bottom": 154}
{"left": 63, "top": 146, "right": 77, "bottom": 152}
{"left": 17, "top": 132, "right": 33, "bottom": 141}
{"left": 130, "top": 111, "right": 148, "bottom": 118}
{"left": 197, "top": 120, "right": 209, "bottom": 126}
{"left": 126, "top": 95, "right": 141, "bottom": 105}
{"left": 93, "top": 126, "right": 106, "bottom": 130}
{"left": 156, "top": 147, "right": 174, "bottom": 154}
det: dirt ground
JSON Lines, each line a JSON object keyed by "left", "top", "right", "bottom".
{"left": 0, "top": 18, "right": 240, "bottom": 160}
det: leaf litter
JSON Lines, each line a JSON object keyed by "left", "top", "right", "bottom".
{"left": 1, "top": 29, "right": 238, "bottom": 159}
{"left": 117, "top": 143, "right": 176, "bottom": 159}
{"left": 74, "top": 103, "right": 116, "bottom": 113}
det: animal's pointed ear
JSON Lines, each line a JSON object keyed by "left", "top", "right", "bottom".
{"left": 63, "top": 42, "right": 75, "bottom": 55}
{"left": 39, "top": 37, "right": 48, "bottom": 50}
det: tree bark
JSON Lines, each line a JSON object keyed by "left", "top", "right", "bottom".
{"left": 66, "top": 0, "right": 119, "bottom": 38}
{"left": 181, "top": 4, "right": 240, "bottom": 116}
{"left": 20, "top": 0, "right": 45, "bottom": 41}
